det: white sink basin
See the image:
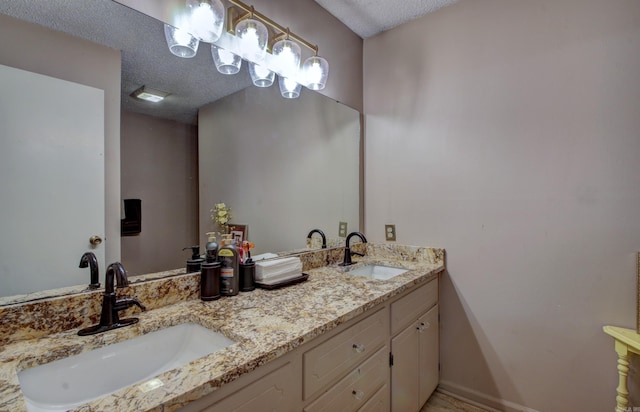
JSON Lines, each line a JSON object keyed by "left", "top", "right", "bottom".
{"left": 18, "top": 322, "right": 235, "bottom": 412}
{"left": 347, "top": 264, "right": 408, "bottom": 280}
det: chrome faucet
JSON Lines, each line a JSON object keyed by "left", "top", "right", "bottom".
{"left": 78, "top": 262, "right": 146, "bottom": 336}
{"left": 79, "top": 252, "right": 100, "bottom": 290}
{"left": 307, "top": 228, "right": 327, "bottom": 249}
{"left": 340, "top": 232, "right": 367, "bottom": 266}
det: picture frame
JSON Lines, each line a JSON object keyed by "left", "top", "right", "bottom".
{"left": 229, "top": 224, "right": 247, "bottom": 244}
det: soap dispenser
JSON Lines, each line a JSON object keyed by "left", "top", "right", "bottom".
{"left": 205, "top": 232, "right": 218, "bottom": 263}
{"left": 218, "top": 234, "right": 239, "bottom": 296}
{"left": 183, "top": 246, "right": 204, "bottom": 273}
{"left": 200, "top": 260, "right": 221, "bottom": 301}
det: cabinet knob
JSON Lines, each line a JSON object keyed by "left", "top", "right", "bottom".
{"left": 352, "top": 389, "right": 365, "bottom": 400}
{"left": 352, "top": 343, "right": 365, "bottom": 353}
{"left": 417, "top": 322, "right": 430, "bottom": 332}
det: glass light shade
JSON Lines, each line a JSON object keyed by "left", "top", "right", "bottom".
{"left": 249, "top": 62, "right": 275, "bottom": 87}
{"left": 278, "top": 76, "right": 301, "bottom": 99}
{"left": 303, "top": 56, "right": 329, "bottom": 90}
{"left": 211, "top": 45, "right": 242, "bottom": 74}
{"left": 235, "top": 18, "right": 268, "bottom": 61}
{"left": 164, "top": 24, "right": 199, "bottom": 58}
{"left": 185, "top": 0, "right": 224, "bottom": 43}
{"left": 272, "top": 39, "right": 301, "bottom": 79}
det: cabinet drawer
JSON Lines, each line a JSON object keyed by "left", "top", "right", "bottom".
{"left": 303, "top": 308, "right": 387, "bottom": 400}
{"left": 391, "top": 278, "right": 437, "bottom": 336}
{"left": 357, "top": 383, "right": 389, "bottom": 412}
{"left": 201, "top": 360, "right": 296, "bottom": 412}
{"left": 304, "top": 347, "right": 388, "bottom": 412}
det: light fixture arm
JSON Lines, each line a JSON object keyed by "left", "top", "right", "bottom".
{"left": 227, "top": 0, "right": 319, "bottom": 54}
{"left": 272, "top": 27, "right": 290, "bottom": 44}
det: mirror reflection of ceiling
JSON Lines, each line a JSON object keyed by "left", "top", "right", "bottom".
{"left": 0, "top": 0, "right": 252, "bottom": 125}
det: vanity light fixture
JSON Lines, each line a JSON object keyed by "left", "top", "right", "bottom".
{"left": 272, "top": 31, "right": 301, "bottom": 79}
{"left": 163, "top": 0, "right": 329, "bottom": 98}
{"left": 302, "top": 55, "right": 329, "bottom": 91}
{"left": 185, "top": 0, "right": 224, "bottom": 43}
{"left": 164, "top": 23, "right": 199, "bottom": 58}
{"left": 130, "top": 86, "right": 169, "bottom": 103}
{"left": 234, "top": 7, "right": 268, "bottom": 62}
{"left": 278, "top": 76, "right": 301, "bottom": 99}
{"left": 249, "top": 62, "right": 275, "bottom": 87}
{"left": 211, "top": 44, "right": 242, "bottom": 74}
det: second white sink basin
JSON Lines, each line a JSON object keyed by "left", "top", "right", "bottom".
{"left": 18, "top": 322, "right": 235, "bottom": 412}
{"left": 347, "top": 264, "right": 408, "bottom": 280}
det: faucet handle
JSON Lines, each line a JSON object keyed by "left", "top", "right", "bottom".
{"left": 114, "top": 297, "right": 146, "bottom": 312}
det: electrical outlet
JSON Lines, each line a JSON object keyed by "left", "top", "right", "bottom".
{"left": 385, "top": 224, "right": 396, "bottom": 241}
{"left": 339, "top": 221, "right": 348, "bottom": 237}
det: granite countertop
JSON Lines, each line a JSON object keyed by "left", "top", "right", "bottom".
{"left": 0, "top": 255, "right": 443, "bottom": 412}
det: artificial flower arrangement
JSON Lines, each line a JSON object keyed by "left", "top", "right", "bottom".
{"left": 210, "top": 202, "right": 232, "bottom": 234}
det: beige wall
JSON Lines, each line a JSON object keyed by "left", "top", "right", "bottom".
{"left": 115, "top": 0, "right": 363, "bottom": 112}
{"left": 121, "top": 111, "right": 199, "bottom": 275}
{"left": 0, "top": 14, "right": 122, "bottom": 264}
{"left": 363, "top": 1, "right": 640, "bottom": 411}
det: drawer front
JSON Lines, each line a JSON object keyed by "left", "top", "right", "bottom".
{"left": 303, "top": 308, "right": 387, "bottom": 400}
{"left": 304, "top": 347, "right": 389, "bottom": 412}
{"left": 204, "top": 361, "right": 296, "bottom": 412}
{"left": 391, "top": 278, "right": 438, "bottom": 336}
{"left": 357, "top": 383, "right": 389, "bottom": 412}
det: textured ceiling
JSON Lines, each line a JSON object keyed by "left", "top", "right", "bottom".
{"left": 314, "top": 0, "right": 459, "bottom": 38}
{"left": 0, "top": 0, "right": 457, "bottom": 125}
{"left": 0, "top": 0, "right": 251, "bottom": 125}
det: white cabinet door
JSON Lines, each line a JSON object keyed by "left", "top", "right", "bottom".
{"left": 391, "top": 320, "right": 420, "bottom": 412}
{"left": 418, "top": 305, "right": 439, "bottom": 407}
{"left": 0, "top": 64, "right": 104, "bottom": 296}
{"left": 390, "top": 285, "right": 439, "bottom": 412}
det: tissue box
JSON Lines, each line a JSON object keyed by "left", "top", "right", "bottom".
{"left": 255, "top": 257, "right": 303, "bottom": 281}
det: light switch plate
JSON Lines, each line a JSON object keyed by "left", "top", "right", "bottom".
{"left": 385, "top": 224, "right": 396, "bottom": 241}
{"left": 339, "top": 221, "right": 348, "bottom": 237}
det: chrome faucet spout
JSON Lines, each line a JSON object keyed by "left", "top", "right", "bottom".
{"left": 307, "top": 228, "right": 327, "bottom": 249}
{"left": 79, "top": 252, "right": 100, "bottom": 289}
{"left": 340, "top": 232, "right": 368, "bottom": 266}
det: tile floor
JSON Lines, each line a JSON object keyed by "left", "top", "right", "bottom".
{"left": 421, "top": 391, "right": 489, "bottom": 412}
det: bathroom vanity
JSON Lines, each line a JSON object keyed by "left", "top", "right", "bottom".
{"left": 181, "top": 269, "right": 439, "bottom": 411}
{"left": 0, "top": 243, "right": 444, "bottom": 411}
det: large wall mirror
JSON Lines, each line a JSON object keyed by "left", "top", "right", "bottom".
{"left": 0, "top": 0, "right": 361, "bottom": 302}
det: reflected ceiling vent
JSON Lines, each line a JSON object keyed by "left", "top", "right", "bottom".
{"left": 130, "top": 86, "right": 170, "bottom": 103}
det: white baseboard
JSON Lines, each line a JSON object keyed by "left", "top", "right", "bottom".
{"left": 437, "top": 380, "right": 539, "bottom": 412}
